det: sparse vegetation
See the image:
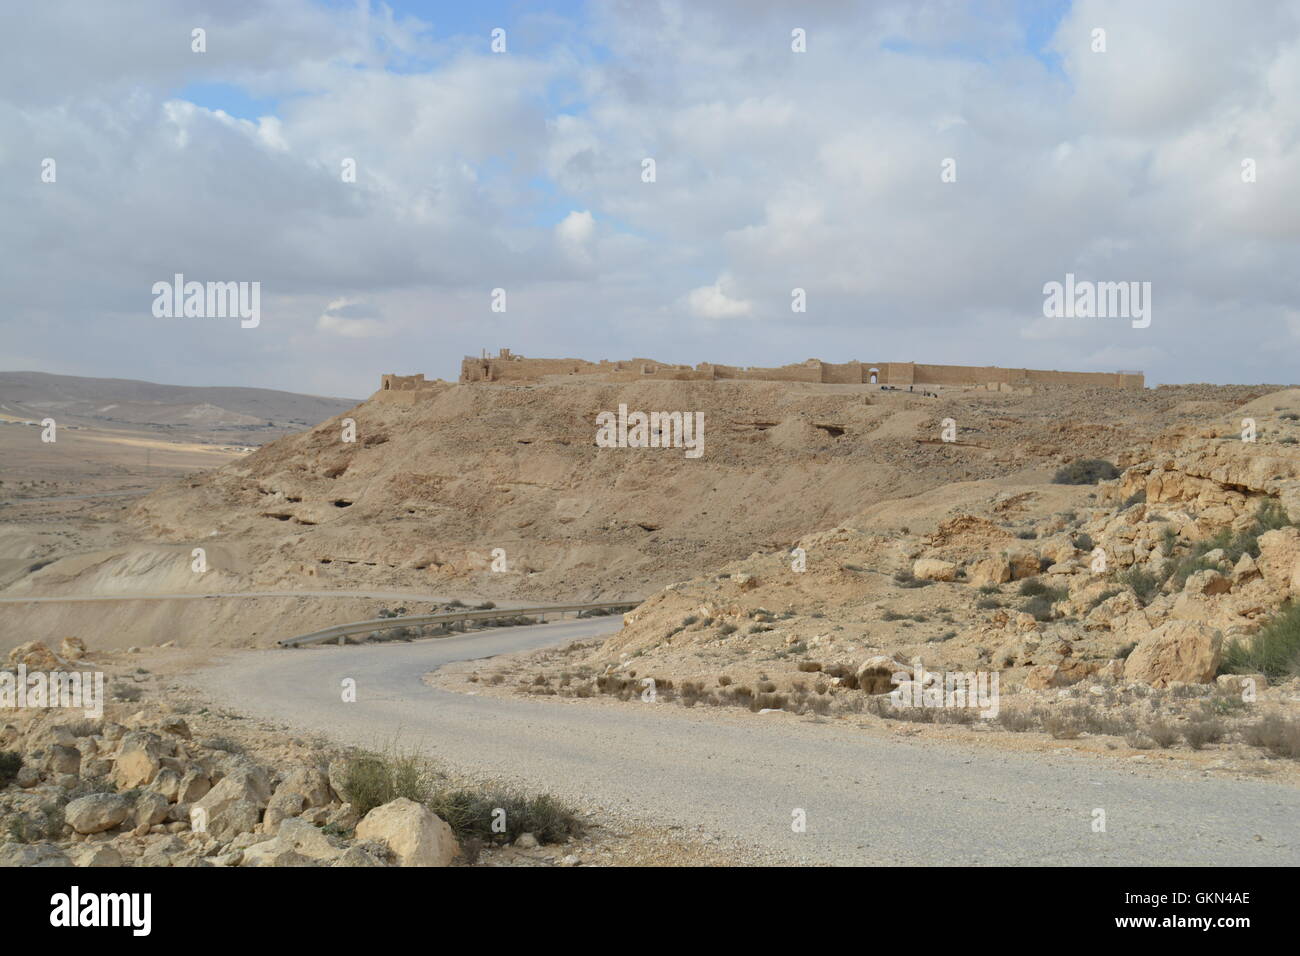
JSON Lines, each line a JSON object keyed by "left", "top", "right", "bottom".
{"left": 1222, "top": 602, "right": 1300, "bottom": 680}
{"left": 0, "top": 752, "right": 21, "bottom": 788}
{"left": 1052, "top": 458, "right": 1120, "bottom": 485}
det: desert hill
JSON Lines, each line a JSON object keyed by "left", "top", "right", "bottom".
{"left": 102, "top": 379, "right": 1270, "bottom": 617}
{"left": 0, "top": 371, "right": 357, "bottom": 442}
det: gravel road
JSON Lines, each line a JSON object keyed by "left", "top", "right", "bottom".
{"left": 192, "top": 618, "right": 1299, "bottom": 866}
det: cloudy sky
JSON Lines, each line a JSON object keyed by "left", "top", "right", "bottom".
{"left": 3, "top": 0, "right": 1298, "bottom": 397}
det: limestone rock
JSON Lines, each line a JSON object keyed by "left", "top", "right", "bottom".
{"left": 1184, "top": 569, "right": 1231, "bottom": 597}
{"left": 241, "top": 818, "right": 345, "bottom": 867}
{"left": 912, "top": 558, "right": 956, "bottom": 582}
{"left": 192, "top": 766, "right": 271, "bottom": 840}
{"left": 7, "top": 641, "right": 60, "bottom": 671}
{"left": 65, "top": 793, "right": 131, "bottom": 834}
{"left": 134, "top": 790, "right": 171, "bottom": 827}
{"left": 1124, "top": 621, "right": 1223, "bottom": 687}
{"left": 69, "top": 843, "right": 124, "bottom": 867}
{"left": 968, "top": 556, "right": 1012, "bottom": 587}
{"left": 273, "top": 766, "right": 332, "bottom": 809}
{"left": 112, "top": 731, "right": 162, "bottom": 789}
{"left": 354, "top": 798, "right": 458, "bottom": 867}
{"left": 59, "top": 637, "right": 87, "bottom": 661}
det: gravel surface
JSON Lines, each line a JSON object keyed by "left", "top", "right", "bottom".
{"left": 191, "top": 618, "right": 1300, "bottom": 866}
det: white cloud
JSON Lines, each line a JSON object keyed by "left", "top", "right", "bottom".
{"left": 685, "top": 276, "right": 753, "bottom": 319}
{"left": 3, "top": 0, "right": 1299, "bottom": 395}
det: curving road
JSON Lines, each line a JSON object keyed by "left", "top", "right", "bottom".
{"left": 192, "top": 618, "right": 1299, "bottom": 866}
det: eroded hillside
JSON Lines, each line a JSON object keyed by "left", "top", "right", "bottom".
{"left": 112, "top": 380, "right": 1271, "bottom": 609}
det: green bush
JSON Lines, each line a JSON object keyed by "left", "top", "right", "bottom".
{"left": 1222, "top": 602, "right": 1300, "bottom": 680}
{"left": 1118, "top": 567, "right": 1163, "bottom": 605}
{"left": 1052, "top": 459, "right": 1119, "bottom": 485}
{"left": 0, "top": 752, "right": 21, "bottom": 788}
{"left": 428, "top": 785, "right": 584, "bottom": 844}
{"left": 1018, "top": 579, "right": 1067, "bottom": 602}
{"left": 340, "top": 749, "right": 439, "bottom": 816}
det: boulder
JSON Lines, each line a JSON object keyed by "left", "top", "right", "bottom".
{"left": 1232, "top": 552, "right": 1262, "bottom": 586}
{"left": 112, "top": 731, "right": 162, "bottom": 789}
{"left": 1184, "top": 569, "right": 1231, "bottom": 597}
{"left": 1123, "top": 621, "right": 1223, "bottom": 687}
{"left": 65, "top": 793, "right": 132, "bottom": 834}
{"left": 1005, "top": 549, "right": 1041, "bottom": 580}
{"left": 354, "top": 798, "right": 458, "bottom": 867}
{"left": 68, "top": 843, "right": 123, "bottom": 867}
{"left": 7, "top": 641, "right": 60, "bottom": 671}
{"left": 134, "top": 790, "right": 171, "bottom": 828}
{"left": 334, "top": 844, "right": 388, "bottom": 867}
{"left": 263, "top": 791, "right": 306, "bottom": 832}
{"left": 177, "top": 768, "right": 211, "bottom": 804}
{"left": 968, "top": 556, "right": 1012, "bottom": 588}
{"left": 912, "top": 558, "right": 956, "bottom": 582}
{"left": 273, "top": 766, "right": 332, "bottom": 809}
{"left": 192, "top": 766, "right": 271, "bottom": 840}
{"left": 0, "top": 843, "right": 71, "bottom": 867}
{"left": 59, "top": 637, "right": 87, "bottom": 661}
{"left": 1256, "top": 527, "right": 1300, "bottom": 595}
{"left": 241, "top": 818, "right": 346, "bottom": 867}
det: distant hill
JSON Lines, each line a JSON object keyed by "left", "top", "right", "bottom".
{"left": 0, "top": 371, "right": 358, "bottom": 440}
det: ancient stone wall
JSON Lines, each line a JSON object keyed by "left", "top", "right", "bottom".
{"left": 405, "top": 350, "right": 1145, "bottom": 392}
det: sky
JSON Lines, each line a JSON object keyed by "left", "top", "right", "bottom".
{"left": 2, "top": 0, "right": 1298, "bottom": 398}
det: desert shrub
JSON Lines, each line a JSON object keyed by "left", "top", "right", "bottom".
{"left": 996, "top": 709, "right": 1039, "bottom": 733}
{"left": 112, "top": 683, "right": 142, "bottom": 702}
{"left": 1144, "top": 721, "right": 1180, "bottom": 749}
{"left": 1073, "top": 532, "right": 1095, "bottom": 552}
{"left": 1183, "top": 719, "right": 1225, "bottom": 750}
{"left": 1053, "top": 459, "right": 1120, "bottom": 485}
{"left": 1241, "top": 714, "right": 1300, "bottom": 759}
{"left": 1121, "top": 490, "right": 1147, "bottom": 510}
{"left": 882, "top": 610, "right": 906, "bottom": 621}
{"left": 201, "top": 735, "right": 244, "bottom": 754}
{"left": 1017, "top": 530, "right": 1038, "bottom": 540}
{"left": 1044, "top": 708, "right": 1084, "bottom": 739}
{"left": 718, "top": 622, "right": 738, "bottom": 635}
{"left": 1018, "top": 579, "right": 1068, "bottom": 602}
{"left": 428, "top": 784, "right": 583, "bottom": 844}
{"left": 796, "top": 661, "right": 822, "bottom": 672}
{"left": 717, "top": 674, "right": 732, "bottom": 686}
{"left": 1118, "top": 567, "right": 1163, "bottom": 605}
{"left": 0, "top": 752, "right": 21, "bottom": 788}
{"left": 340, "top": 749, "right": 438, "bottom": 816}
{"left": 1222, "top": 603, "right": 1300, "bottom": 680}
{"left": 1022, "top": 596, "right": 1055, "bottom": 622}
{"left": 892, "top": 569, "right": 932, "bottom": 589}
{"left": 975, "top": 597, "right": 1003, "bottom": 609}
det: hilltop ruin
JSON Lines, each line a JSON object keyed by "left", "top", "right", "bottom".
{"left": 375, "top": 350, "right": 1143, "bottom": 400}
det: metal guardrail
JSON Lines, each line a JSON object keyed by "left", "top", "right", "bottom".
{"left": 277, "top": 601, "right": 639, "bottom": 647}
